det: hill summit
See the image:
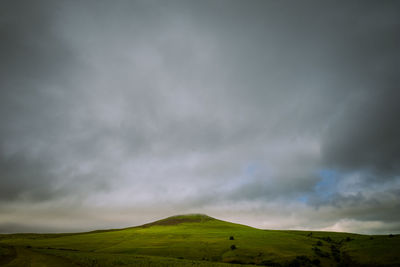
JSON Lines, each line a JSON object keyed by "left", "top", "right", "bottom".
{"left": 141, "top": 214, "right": 215, "bottom": 227}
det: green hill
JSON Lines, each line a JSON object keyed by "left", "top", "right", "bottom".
{"left": 0, "top": 214, "right": 399, "bottom": 266}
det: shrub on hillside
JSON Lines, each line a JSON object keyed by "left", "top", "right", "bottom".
{"left": 330, "top": 245, "right": 341, "bottom": 262}
{"left": 322, "top": 236, "right": 332, "bottom": 242}
{"left": 260, "top": 259, "right": 282, "bottom": 266}
{"left": 345, "top": 237, "right": 354, "bottom": 242}
{"left": 312, "top": 247, "right": 330, "bottom": 258}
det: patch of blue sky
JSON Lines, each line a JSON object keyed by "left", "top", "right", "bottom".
{"left": 243, "top": 163, "right": 258, "bottom": 177}
{"left": 314, "top": 169, "right": 340, "bottom": 200}
{"left": 297, "top": 195, "right": 309, "bottom": 204}
{"left": 294, "top": 169, "right": 341, "bottom": 204}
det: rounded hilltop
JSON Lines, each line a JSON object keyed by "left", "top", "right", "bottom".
{"left": 141, "top": 214, "right": 215, "bottom": 227}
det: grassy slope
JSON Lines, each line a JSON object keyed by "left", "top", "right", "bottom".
{"left": 1, "top": 214, "right": 399, "bottom": 266}
{"left": 286, "top": 230, "right": 400, "bottom": 266}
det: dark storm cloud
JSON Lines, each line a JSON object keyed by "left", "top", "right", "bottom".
{"left": 318, "top": 0, "right": 400, "bottom": 175}
{"left": 1, "top": 0, "right": 400, "bottom": 234}
{"left": 0, "top": 152, "right": 56, "bottom": 201}
{"left": 322, "top": 89, "right": 400, "bottom": 174}
{"left": 0, "top": 0, "right": 112, "bottom": 202}
{"left": 0, "top": 0, "right": 76, "bottom": 200}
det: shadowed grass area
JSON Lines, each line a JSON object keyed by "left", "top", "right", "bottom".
{"left": 1, "top": 214, "right": 399, "bottom": 266}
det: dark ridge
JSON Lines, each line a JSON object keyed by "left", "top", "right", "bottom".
{"left": 140, "top": 214, "right": 215, "bottom": 228}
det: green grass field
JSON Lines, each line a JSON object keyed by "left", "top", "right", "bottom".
{"left": 0, "top": 214, "right": 399, "bottom": 266}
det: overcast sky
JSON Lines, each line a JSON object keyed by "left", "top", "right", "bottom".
{"left": 1, "top": 0, "right": 400, "bottom": 234}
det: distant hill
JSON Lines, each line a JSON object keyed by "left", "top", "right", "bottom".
{"left": 140, "top": 214, "right": 215, "bottom": 227}
{"left": 1, "top": 214, "right": 399, "bottom": 266}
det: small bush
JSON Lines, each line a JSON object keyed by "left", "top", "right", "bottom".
{"left": 312, "top": 247, "right": 330, "bottom": 258}
{"left": 228, "top": 259, "right": 243, "bottom": 264}
{"left": 296, "top": 255, "right": 311, "bottom": 262}
{"left": 330, "top": 245, "right": 341, "bottom": 262}
{"left": 311, "top": 258, "right": 321, "bottom": 266}
{"left": 345, "top": 237, "right": 353, "bottom": 242}
{"left": 315, "top": 241, "right": 323, "bottom": 246}
{"left": 322, "top": 236, "right": 332, "bottom": 242}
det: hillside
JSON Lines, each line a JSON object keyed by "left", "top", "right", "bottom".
{"left": 0, "top": 214, "right": 399, "bottom": 266}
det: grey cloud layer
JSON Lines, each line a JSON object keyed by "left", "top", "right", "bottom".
{"left": 0, "top": 0, "right": 399, "bottom": 234}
